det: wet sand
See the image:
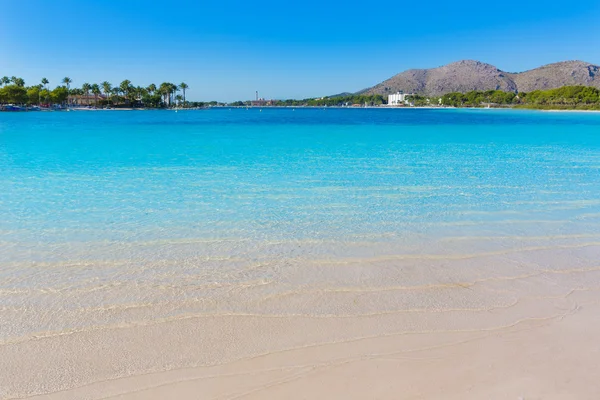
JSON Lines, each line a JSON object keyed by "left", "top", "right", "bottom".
{"left": 4, "top": 289, "right": 600, "bottom": 400}
{"left": 2, "top": 242, "right": 600, "bottom": 400}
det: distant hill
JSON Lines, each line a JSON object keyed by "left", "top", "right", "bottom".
{"left": 328, "top": 92, "right": 354, "bottom": 98}
{"left": 358, "top": 60, "right": 600, "bottom": 97}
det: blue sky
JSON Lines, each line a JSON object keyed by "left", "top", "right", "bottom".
{"left": 1, "top": 1, "right": 599, "bottom": 101}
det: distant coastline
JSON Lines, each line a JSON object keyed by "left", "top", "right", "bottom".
{"left": 1, "top": 73, "right": 599, "bottom": 112}
{"left": 222, "top": 86, "right": 600, "bottom": 111}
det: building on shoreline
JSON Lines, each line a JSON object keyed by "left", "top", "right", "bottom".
{"left": 388, "top": 91, "right": 414, "bottom": 106}
{"left": 250, "top": 91, "right": 276, "bottom": 107}
{"left": 70, "top": 94, "right": 107, "bottom": 106}
{"left": 250, "top": 98, "right": 276, "bottom": 107}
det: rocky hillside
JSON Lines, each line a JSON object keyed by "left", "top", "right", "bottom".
{"left": 508, "top": 61, "right": 600, "bottom": 93}
{"left": 359, "top": 60, "right": 600, "bottom": 97}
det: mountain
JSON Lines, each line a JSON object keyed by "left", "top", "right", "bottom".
{"left": 358, "top": 60, "right": 600, "bottom": 97}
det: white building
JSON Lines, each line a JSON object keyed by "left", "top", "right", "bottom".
{"left": 388, "top": 91, "right": 414, "bottom": 106}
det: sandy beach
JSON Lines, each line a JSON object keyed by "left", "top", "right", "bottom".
{"left": 4, "top": 290, "right": 600, "bottom": 400}
{"left": 17, "top": 298, "right": 600, "bottom": 400}
{"left": 3, "top": 242, "right": 600, "bottom": 400}
{"left": 2, "top": 109, "right": 600, "bottom": 399}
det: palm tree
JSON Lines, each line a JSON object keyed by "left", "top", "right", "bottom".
{"left": 112, "top": 87, "right": 122, "bottom": 106}
{"left": 101, "top": 81, "right": 112, "bottom": 106}
{"left": 171, "top": 84, "right": 178, "bottom": 106}
{"left": 11, "top": 77, "right": 25, "bottom": 87}
{"left": 147, "top": 83, "right": 156, "bottom": 94}
{"left": 158, "top": 82, "right": 171, "bottom": 107}
{"left": 179, "top": 82, "right": 188, "bottom": 107}
{"left": 41, "top": 78, "right": 49, "bottom": 103}
{"left": 62, "top": 77, "right": 72, "bottom": 106}
{"left": 120, "top": 80, "right": 132, "bottom": 104}
{"left": 91, "top": 84, "right": 101, "bottom": 107}
{"left": 82, "top": 83, "right": 91, "bottom": 106}
{"left": 175, "top": 94, "right": 183, "bottom": 107}
{"left": 134, "top": 86, "right": 147, "bottom": 106}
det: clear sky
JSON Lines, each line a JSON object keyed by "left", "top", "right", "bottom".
{"left": 1, "top": 1, "right": 599, "bottom": 101}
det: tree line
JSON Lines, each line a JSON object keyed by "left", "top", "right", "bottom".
{"left": 0, "top": 76, "right": 201, "bottom": 108}
{"left": 229, "top": 94, "right": 387, "bottom": 107}
{"left": 439, "top": 86, "right": 600, "bottom": 109}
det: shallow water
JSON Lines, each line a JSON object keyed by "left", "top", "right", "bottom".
{"left": 1, "top": 108, "right": 600, "bottom": 345}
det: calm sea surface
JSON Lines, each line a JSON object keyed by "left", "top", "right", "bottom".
{"left": 1, "top": 108, "right": 600, "bottom": 343}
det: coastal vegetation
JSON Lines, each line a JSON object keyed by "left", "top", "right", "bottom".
{"left": 293, "top": 94, "right": 386, "bottom": 107}
{"left": 514, "top": 86, "right": 600, "bottom": 110}
{"left": 439, "top": 86, "right": 600, "bottom": 109}
{"left": 439, "top": 90, "right": 517, "bottom": 107}
{"left": 0, "top": 76, "right": 201, "bottom": 108}
{"left": 230, "top": 94, "right": 386, "bottom": 107}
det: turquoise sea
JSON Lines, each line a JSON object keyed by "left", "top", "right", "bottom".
{"left": 1, "top": 108, "right": 600, "bottom": 344}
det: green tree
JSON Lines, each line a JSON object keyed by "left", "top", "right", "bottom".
{"left": 159, "top": 82, "right": 172, "bottom": 106}
{"left": 81, "top": 83, "right": 91, "bottom": 105}
{"left": 51, "top": 86, "right": 69, "bottom": 104}
{"left": 179, "top": 82, "right": 188, "bottom": 107}
{"left": 112, "top": 87, "right": 123, "bottom": 106}
{"left": 1, "top": 84, "right": 28, "bottom": 104}
{"left": 119, "top": 80, "right": 132, "bottom": 104}
{"left": 62, "top": 77, "right": 72, "bottom": 105}
{"left": 39, "top": 89, "right": 51, "bottom": 105}
{"left": 11, "top": 77, "right": 25, "bottom": 87}
{"left": 101, "top": 81, "right": 112, "bottom": 105}
{"left": 172, "top": 84, "right": 178, "bottom": 105}
{"left": 91, "top": 84, "right": 101, "bottom": 107}
{"left": 41, "top": 78, "right": 50, "bottom": 103}
{"left": 27, "top": 86, "right": 42, "bottom": 105}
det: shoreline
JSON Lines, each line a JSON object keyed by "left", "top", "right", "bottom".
{"left": 3, "top": 105, "right": 600, "bottom": 113}
{"left": 540, "top": 108, "right": 600, "bottom": 113}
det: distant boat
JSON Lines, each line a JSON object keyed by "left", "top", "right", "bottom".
{"left": 70, "top": 106, "right": 98, "bottom": 111}
{"left": 1, "top": 105, "right": 25, "bottom": 112}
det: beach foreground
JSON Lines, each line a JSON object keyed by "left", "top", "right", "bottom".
{"left": 1, "top": 109, "right": 600, "bottom": 399}
{"left": 4, "top": 281, "right": 600, "bottom": 400}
